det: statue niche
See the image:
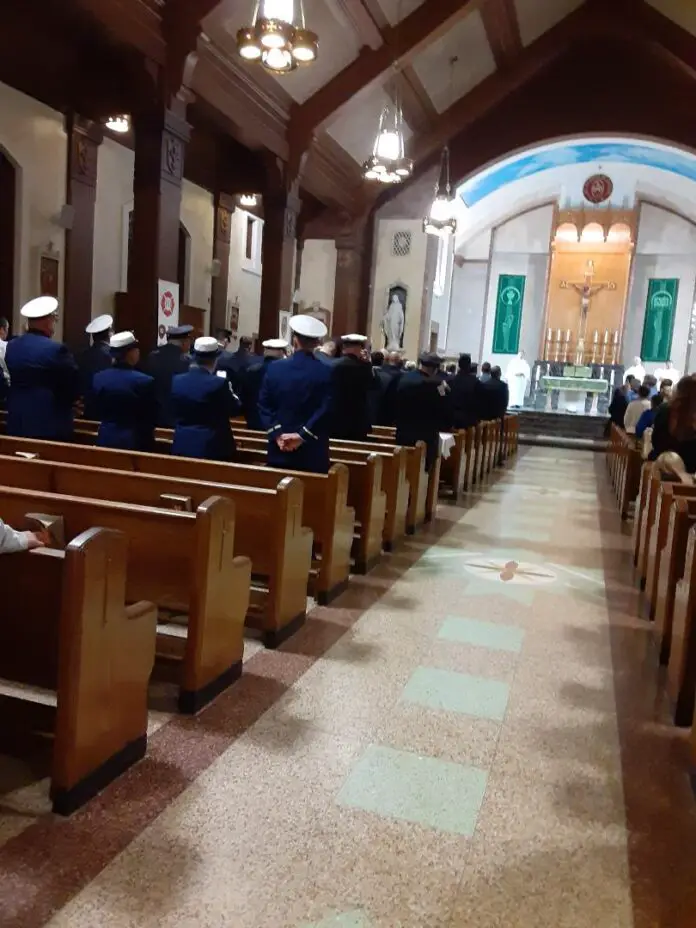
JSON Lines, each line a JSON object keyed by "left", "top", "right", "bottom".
{"left": 382, "top": 285, "right": 407, "bottom": 351}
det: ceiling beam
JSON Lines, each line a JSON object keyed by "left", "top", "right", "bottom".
{"left": 331, "top": 0, "right": 383, "bottom": 49}
{"left": 480, "top": 0, "right": 522, "bottom": 69}
{"left": 290, "top": 0, "right": 479, "bottom": 137}
{"left": 634, "top": 0, "right": 696, "bottom": 76}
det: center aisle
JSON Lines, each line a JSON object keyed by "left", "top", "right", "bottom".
{"left": 40, "top": 449, "right": 696, "bottom": 926}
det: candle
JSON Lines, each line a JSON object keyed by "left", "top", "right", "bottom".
{"left": 613, "top": 330, "right": 619, "bottom": 344}
{"left": 604, "top": 329, "right": 609, "bottom": 344}
{"left": 556, "top": 329, "right": 561, "bottom": 342}
{"left": 565, "top": 329, "right": 570, "bottom": 342}
{"left": 593, "top": 330, "right": 599, "bottom": 343}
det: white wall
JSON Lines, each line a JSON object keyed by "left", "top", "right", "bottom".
{"left": 447, "top": 261, "right": 489, "bottom": 360}
{"left": 0, "top": 81, "right": 67, "bottom": 334}
{"left": 369, "top": 218, "right": 429, "bottom": 359}
{"left": 92, "top": 137, "right": 133, "bottom": 319}
{"left": 299, "top": 239, "right": 336, "bottom": 310}
{"left": 624, "top": 203, "right": 696, "bottom": 374}
{"left": 228, "top": 207, "right": 263, "bottom": 338}
{"left": 180, "top": 179, "right": 214, "bottom": 319}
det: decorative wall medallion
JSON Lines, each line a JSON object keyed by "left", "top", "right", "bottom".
{"left": 218, "top": 207, "right": 231, "bottom": 244}
{"left": 582, "top": 174, "right": 613, "bottom": 204}
{"left": 163, "top": 136, "right": 182, "bottom": 178}
{"left": 392, "top": 230, "right": 412, "bottom": 257}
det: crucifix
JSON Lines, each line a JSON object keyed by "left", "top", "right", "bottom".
{"left": 560, "top": 260, "right": 616, "bottom": 364}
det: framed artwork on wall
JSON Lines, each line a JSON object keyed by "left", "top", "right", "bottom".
{"left": 279, "top": 310, "right": 291, "bottom": 341}
{"left": 306, "top": 303, "right": 332, "bottom": 335}
{"left": 39, "top": 244, "right": 60, "bottom": 298}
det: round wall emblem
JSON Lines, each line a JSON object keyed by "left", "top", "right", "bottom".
{"left": 583, "top": 174, "right": 613, "bottom": 204}
{"left": 160, "top": 290, "right": 176, "bottom": 317}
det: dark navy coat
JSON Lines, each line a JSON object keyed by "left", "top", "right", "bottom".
{"left": 394, "top": 369, "right": 445, "bottom": 472}
{"left": 171, "top": 366, "right": 241, "bottom": 461}
{"left": 242, "top": 357, "right": 279, "bottom": 431}
{"left": 258, "top": 350, "right": 333, "bottom": 474}
{"left": 5, "top": 330, "right": 80, "bottom": 440}
{"left": 329, "top": 354, "right": 377, "bottom": 441}
{"left": 215, "top": 347, "right": 256, "bottom": 393}
{"left": 78, "top": 341, "right": 112, "bottom": 420}
{"left": 146, "top": 343, "right": 191, "bottom": 427}
{"left": 93, "top": 363, "right": 157, "bottom": 452}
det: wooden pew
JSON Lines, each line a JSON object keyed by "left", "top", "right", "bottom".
{"left": 0, "top": 484, "right": 250, "bottom": 714}
{"left": 0, "top": 434, "right": 353, "bottom": 605}
{"left": 654, "top": 497, "right": 696, "bottom": 667}
{"left": 632, "top": 463, "right": 653, "bottom": 567}
{"left": 0, "top": 527, "right": 156, "bottom": 815}
{"left": 642, "top": 480, "right": 696, "bottom": 602}
{"left": 609, "top": 427, "right": 642, "bottom": 520}
{"left": 667, "top": 523, "right": 696, "bottom": 726}
{"left": 0, "top": 454, "right": 312, "bottom": 642}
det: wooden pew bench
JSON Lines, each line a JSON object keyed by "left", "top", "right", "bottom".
{"left": 637, "top": 474, "right": 696, "bottom": 592}
{"left": 654, "top": 497, "right": 696, "bottom": 669}
{"left": 668, "top": 522, "right": 696, "bottom": 726}
{"left": 0, "top": 484, "right": 250, "bottom": 714}
{"left": 645, "top": 482, "right": 696, "bottom": 618}
{"left": 0, "top": 453, "right": 312, "bottom": 643}
{"left": 0, "top": 527, "right": 157, "bottom": 814}
{"left": 0, "top": 434, "right": 351, "bottom": 607}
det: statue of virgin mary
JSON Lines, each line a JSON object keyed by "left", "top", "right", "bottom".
{"left": 383, "top": 293, "right": 405, "bottom": 351}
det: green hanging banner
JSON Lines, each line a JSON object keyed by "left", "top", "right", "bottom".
{"left": 640, "top": 278, "right": 679, "bottom": 363}
{"left": 491, "top": 274, "right": 526, "bottom": 355}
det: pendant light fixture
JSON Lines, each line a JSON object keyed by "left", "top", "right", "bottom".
{"left": 236, "top": 0, "right": 318, "bottom": 73}
{"left": 104, "top": 114, "right": 130, "bottom": 134}
{"left": 362, "top": 90, "right": 412, "bottom": 184}
{"left": 423, "top": 57, "right": 457, "bottom": 237}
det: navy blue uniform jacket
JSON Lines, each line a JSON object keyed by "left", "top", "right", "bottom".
{"left": 258, "top": 350, "right": 333, "bottom": 474}
{"left": 171, "top": 366, "right": 241, "bottom": 461}
{"left": 5, "top": 330, "right": 79, "bottom": 440}
{"left": 78, "top": 341, "right": 112, "bottom": 420}
{"left": 243, "top": 357, "right": 278, "bottom": 431}
{"left": 93, "top": 363, "right": 157, "bottom": 451}
{"left": 146, "top": 343, "right": 191, "bottom": 427}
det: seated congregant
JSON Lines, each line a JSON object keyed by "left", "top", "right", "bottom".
{"left": 636, "top": 392, "right": 664, "bottom": 439}
{"left": 0, "top": 519, "right": 47, "bottom": 554}
{"left": 609, "top": 375, "right": 639, "bottom": 428}
{"left": 651, "top": 376, "right": 696, "bottom": 471}
{"left": 624, "top": 384, "right": 651, "bottom": 434}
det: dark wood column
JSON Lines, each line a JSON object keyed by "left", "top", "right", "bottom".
{"left": 258, "top": 189, "right": 301, "bottom": 341}
{"left": 210, "top": 193, "right": 234, "bottom": 336}
{"left": 124, "top": 105, "right": 190, "bottom": 352}
{"left": 63, "top": 115, "right": 103, "bottom": 352}
{"left": 333, "top": 221, "right": 369, "bottom": 337}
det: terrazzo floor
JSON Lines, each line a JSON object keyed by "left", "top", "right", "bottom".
{"left": 2, "top": 447, "right": 696, "bottom": 927}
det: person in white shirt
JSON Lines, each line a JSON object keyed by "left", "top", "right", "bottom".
{"left": 655, "top": 360, "right": 680, "bottom": 387}
{"left": 625, "top": 356, "right": 646, "bottom": 385}
{"left": 0, "top": 519, "right": 46, "bottom": 554}
{"left": 505, "top": 351, "right": 531, "bottom": 409}
{"left": 623, "top": 384, "right": 651, "bottom": 433}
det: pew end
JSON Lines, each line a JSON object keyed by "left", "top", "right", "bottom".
{"left": 0, "top": 527, "right": 157, "bottom": 815}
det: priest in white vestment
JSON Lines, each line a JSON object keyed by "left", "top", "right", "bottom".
{"left": 624, "top": 356, "right": 646, "bottom": 385}
{"left": 655, "top": 361, "right": 680, "bottom": 386}
{"left": 506, "top": 351, "right": 531, "bottom": 409}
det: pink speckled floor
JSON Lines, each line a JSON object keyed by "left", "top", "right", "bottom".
{"left": 2, "top": 448, "right": 696, "bottom": 927}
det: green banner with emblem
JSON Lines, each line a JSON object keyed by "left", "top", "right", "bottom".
{"left": 491, "top": 274, "right": 525, "bottom": 355}
{"left": 640, "top": 278, "right": 679, "bottom": 363}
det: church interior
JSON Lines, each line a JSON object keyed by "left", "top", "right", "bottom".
{"left": 3, "top": 0, "right": 696, "bottom": 925}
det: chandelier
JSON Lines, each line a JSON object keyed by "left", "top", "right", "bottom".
{"left": 362, "top": 96, "right": 412, "bottom": 184}
{"left": 236, "top": 0, "right": 318, "bottom": 73}
{"left": 104, "top": 115, "right": 130, "bottom": 133}
{"left": 423, "top": 145, "right": 456, "bottom": 237}
{"left": 239, "top": 194, "right": 259, "bottom": 207}
{"left": 424, "top": 56, "right": 457, "bottom": 236}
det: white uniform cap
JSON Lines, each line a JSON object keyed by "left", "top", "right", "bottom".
{"left": 86, "top": 314, "right": 113, "bottom": 335}
{"left": 341, "top": 334, "right": 368, "bottom": 344}
{"left": 110, "top": 331, "right": 138, "bottom": 350}
{"left": 193, "top": 336, "right": 221, "bottom": 355}
{"left": 289, "top": 314, "right": 327, "bottom": 339}
{"left": 20, "top": 296, "right": 58, "bottom": 319}
{"left": 262, "top": 338, "right": 289, "bottom": 350}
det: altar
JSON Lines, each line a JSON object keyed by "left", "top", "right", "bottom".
{"left": 540, "top": 372, "right": 609, "bottom": 414}
{"left": 526, "top": 361, "right": 622, "bottom": 416}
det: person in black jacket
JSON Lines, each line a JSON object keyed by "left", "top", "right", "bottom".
{"left": 78, "top": 314, "right": 113, "bottom": 420}
{"left": 395, "top": 352, "right": 448, "bottom": 471}
{"left": 330, "top": 334, "right": 377, "bottom": 441}
{"left": 449, "top": 353, "right": 485, "bottom": 430}
{"left": 650, "top": 375, "right": 696, "bottom": 471}
{"left": 145, "top": 324, "right": 193, "bottom": 427}
{"left": 242, "top": 338, "right": 288, "bottom": 430}
{"left": 609, "top": 374, "right": 639, "bottom": 428}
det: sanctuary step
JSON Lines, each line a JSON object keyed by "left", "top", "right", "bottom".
{"left": 517, "top": 410, "right": 608, "bottom": 451}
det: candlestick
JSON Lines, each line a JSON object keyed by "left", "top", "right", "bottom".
{"left": 604, "top": 329, "right": 609, "bottom": 344}
{"left": 593, "top": 330, "right": 599, "bottom": 344}
{"left": 613, "top": 330, "right": 619, "bottom": 344}
{"left": 566, "top": 329, "right": 571, "bottom": 342}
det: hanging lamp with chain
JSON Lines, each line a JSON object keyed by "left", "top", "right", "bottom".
{"left": 236, "top": 0, "right": 318, "bottom": 73}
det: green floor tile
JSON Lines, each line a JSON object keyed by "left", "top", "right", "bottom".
{"left": 302, "top": 911, "right": 371, "bottom": 928}
{"left": 402, "top": 667, "right": 510, "bottom": 721}
{"left": 336, "top": 744, "right": 487, "bottom": 836}
{"left": 438, "top": 616, "right": 524, "bottom": 653}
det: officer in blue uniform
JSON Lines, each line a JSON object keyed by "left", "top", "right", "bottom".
{"left": 145, "top": 324, "right": 193, "bottom": 427}
{"left": 93, "top": 331, "right": 156, "bottom": 451}
{"left": 78, "top": 314, "right": 113, "bottom": 420}
{"left": 395, "top": 352, "right": 448, "bottom": 473}
{"left": 5, "top": 296, "right": 80, "bottom": 440}
{"left": 259, "top": 315, "right": 333, "bottom": 474}
{"left": 242, "top": 338, "right": 288, "bottom": 430}
{"left": 171, "top": 336, "right": 242, "bottom": 461}
{"left": 330, "top": 333, "right": 378, "bottom": 441}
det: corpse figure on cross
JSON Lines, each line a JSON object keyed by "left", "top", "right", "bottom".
{"left": 560, "top": 260, "right": 616, "bottom": 364}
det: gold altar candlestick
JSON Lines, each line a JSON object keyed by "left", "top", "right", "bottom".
{"left": 545, "top": 327, "right": 553, "bottom": 362}
{"left": 611, "top": 330, "right": 619, "bottom": 366}
{"left": 591, "top": 329, "right": 599, "bottom": 364}
{"left": 554, "top": 328, "right": 561, "bottom": 363}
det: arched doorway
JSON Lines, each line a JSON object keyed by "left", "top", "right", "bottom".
{"left": 0, "top": 151, "right": 16, "bottom": 327}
